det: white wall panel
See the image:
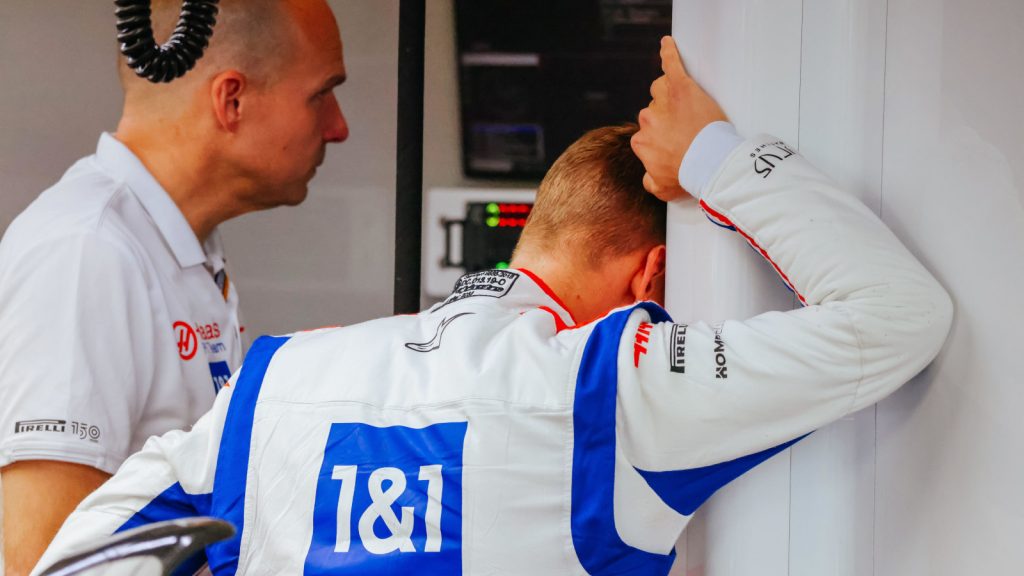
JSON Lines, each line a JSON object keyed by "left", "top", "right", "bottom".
{"left": 670, "top": 0, "right": 889, "bottom": 574}
{"left": 789, "top": 2, "right": 887, "bottom": 574}
{"left": 876, "top": 0, "right": 1024, "bottom": 574}
{"left": 671, "top": 0, "right": 1024, "bottom": 574}
{"left": 668, "top": 3, "right": 803, "bottom": 575}
{"left": 797, "top": 0, "right": 888, "bottom": 211}
{"left": 670, "top": 1, "right": 803, "bottom": 141}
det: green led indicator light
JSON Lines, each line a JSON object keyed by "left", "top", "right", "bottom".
{"left": 495, "top": 261, "right": 510, "bottom": 270}
{"left": 486, "top": 202, "right": 500, "bottom": 215}
{"left": 486, "top": 216, "right": 500, "bottom": 227}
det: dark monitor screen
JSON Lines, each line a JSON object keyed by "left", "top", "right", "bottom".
{"left": 456, "top": 0, "right": 672, "bottom": 180}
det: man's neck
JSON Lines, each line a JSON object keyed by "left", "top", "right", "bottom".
{"left": 511, "top": 253, "right": 631, "bottom": 326}
{"left": 114, "top": 122, "right": 246, "bottom": 243}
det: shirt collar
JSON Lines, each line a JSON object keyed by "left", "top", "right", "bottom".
{"left": 94, "top": 132, "right": 207, "bottom": 268}
{"left": 432, "top": 268, "right": 577, "bottom": 328}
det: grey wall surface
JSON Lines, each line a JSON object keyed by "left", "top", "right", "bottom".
{"left": 0, "top": 3, "right": 124, "bottom": 233}
{"left": 0, "top": 1, "right": 401, "bottom": 339}
{"left": 220, "top": 1, "right": 400, "bottom": 336}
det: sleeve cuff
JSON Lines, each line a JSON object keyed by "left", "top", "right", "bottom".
{"left": 678, "top": 121, "right": 744, "bottom": 200}
{"left": 0, "top": 438, "right": 125, "bottom": 475}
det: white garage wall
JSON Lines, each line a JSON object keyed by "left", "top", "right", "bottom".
{"left": 0, "top": 3, "right": 124, "bottom": 233}
{"left": 0, "top": 1, "right": 400, "bottom": 339}
{"left": 876, "top": 0, "right": 1024, "bottom": 572}
{"left": 669, "top": 0, "right": 1024, "bottom": 574}
{"left": 789, "top": 2, "right": 887, "bottom": 574}
{"left": 665, "top": 3, "right": 806, "bottom": 574}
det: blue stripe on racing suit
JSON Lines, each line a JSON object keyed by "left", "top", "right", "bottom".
{"left": 571, "top": 302, "right": 676, "bottom": 576}
{"left": 207, "top": 335, "right": 291, "bottom": 575}
{"left": 115, "top": 484, "right": 213, "bottom": 576}
{"left": 635, "top": 435, "right": 808, "bottom": 516}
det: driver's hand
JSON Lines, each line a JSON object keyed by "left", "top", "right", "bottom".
{"left": 631, "top": 36, "right": 727, "bottom": 201}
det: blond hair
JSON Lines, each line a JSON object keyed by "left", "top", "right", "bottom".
{"left": 515, "top": 124, "right": 666, "bottom": 265}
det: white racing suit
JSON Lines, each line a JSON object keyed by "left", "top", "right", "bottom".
{"left": 36, "top": 131, "right": 952, "bottom": 576}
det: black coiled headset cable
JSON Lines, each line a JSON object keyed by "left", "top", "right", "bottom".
{"left": 115, "top": 0, "right": 220, "bottom": 83}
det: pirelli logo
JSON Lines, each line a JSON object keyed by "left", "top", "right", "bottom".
{"left": 15, "top": 419, "right": 66, "bottom": 434}
{"left": 670, "top": 324, "right": 687, "bottom": 374}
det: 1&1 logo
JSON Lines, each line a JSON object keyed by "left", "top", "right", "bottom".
{"left": 208, "top": 360, "right": 232, "bottom": 394}
{"left": 173, "top": 321, "right": 198, "bottom": 361}
{"left": 305, "top": 422, "right": 468, "bottom": 575}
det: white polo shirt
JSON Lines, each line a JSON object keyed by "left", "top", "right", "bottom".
{"left": 0, "top": 133, "right": 245, "bottom": 474}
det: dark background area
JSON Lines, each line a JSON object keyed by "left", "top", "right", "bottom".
{"left": 456, "top": 0, "right": 672, "bottom": 179}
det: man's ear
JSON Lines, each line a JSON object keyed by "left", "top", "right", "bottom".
{"left": 630, "top": 244, "right": 667, "bottom": 304}
{"left": 210, "top": 70, "right": 247, "bottom": 132}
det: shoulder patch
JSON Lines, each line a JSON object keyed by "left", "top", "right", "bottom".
{"left": 437, "top": 270, "right": 519, "bottom": 309}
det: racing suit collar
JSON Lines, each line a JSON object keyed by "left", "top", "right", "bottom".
{"left": 515, "top": 268, "right": 577, "bottom": 325}
{"left": 433, "top": 269, "right": 576, "bottom": 328}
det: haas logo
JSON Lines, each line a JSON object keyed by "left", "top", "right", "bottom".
{"left": 173, "top": 321, "right": 198, "bottom": 360}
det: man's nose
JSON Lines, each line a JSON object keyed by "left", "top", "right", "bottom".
{"left": 324, "top": 93, "right": 349, "bottom": 143}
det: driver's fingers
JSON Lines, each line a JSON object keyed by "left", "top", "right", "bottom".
{"left": 643, "top": 172, "right": 661, "bottom": 195}
{"left": 660, "top": 36, "right": 690, "bottom": 83}
{"left": 637, "top": 106, "right": 652, "bottom": 129}
{"left": 650, "top": 75, "right": 669, "bottom": 102}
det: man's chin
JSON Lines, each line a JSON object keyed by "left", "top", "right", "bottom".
{"left": 257, "top": 186, "right": 309, "bottom": 210}
{"left": 283, "top": 187, "right": 310, "bottom": 207}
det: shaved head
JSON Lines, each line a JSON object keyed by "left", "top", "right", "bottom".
{"left": 118, "top": 0, "right": 298, "bottom": 103}
{"left": 112, "top": 0, "right": 347, "bottom": 236}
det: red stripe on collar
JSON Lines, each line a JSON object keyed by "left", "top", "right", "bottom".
{"left": 516, "top": 268, "right": 577, "bottom": 326}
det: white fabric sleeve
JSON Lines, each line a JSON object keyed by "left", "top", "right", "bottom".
{"left": 677, "top": 121, "right": 744, "bottom": 200}
{"left": 31, "top": 382, "right": 234, "bottom": 575}
{"left": 616, "top": 134, "right": 953, "bottom": 473}
{"left": 0, "top": 233, "right": 156, "bottom": 473}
